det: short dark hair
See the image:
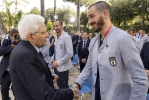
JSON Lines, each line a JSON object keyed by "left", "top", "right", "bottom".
{"left": 9, "top": 28, "right": 19, "bottom": 36}
{"left": 55, "top": 20, "right": 63, "bottom": 26}
{"left": 88, "top": 1, "right": 111, "bottom": 16}
{"left": 128, "top": 28, "right": 136, "bottom": 33}
{"left": 82, "top": 31, "right": 89, "bottom": 35}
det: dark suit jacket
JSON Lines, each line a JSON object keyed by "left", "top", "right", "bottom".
{"left": 78, "top": 39, "right": 90, "bottom": 61}
{"left": 10, "top": 40, "right": 73, "bottom": 100}
{"left": 0, "top": 38, "right": 13, "bottom": 78}
{"left": 140, "top": 41, "right": 149, "bottom": 70}
{"left": 72, "top": 35, "right": 78, "bottom": 46}
{"left": 72, "top": 35, "right": 78, "bottom": 54}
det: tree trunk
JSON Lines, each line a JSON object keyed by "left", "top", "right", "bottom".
{"left": 40, "top": 0, "right": 45, "bottom": 18}
{"left": 77, "top": 0, "right": 80, "bottom": 33}
{"left": 142, "top": 0, "right": 145, "bottom": 29}
{"left": 53, "top": 0, "right": 56, "bottom": 22}
{"left": 0, "top": 14, "right": 6, "bottom": 34}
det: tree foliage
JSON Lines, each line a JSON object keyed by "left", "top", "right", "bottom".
{"left": 45, "top": 6, "right": 76, "bottom": 26}
{"left": 80, "top": 10, "right": 88, "bottom": 27}
{"left": 63, "top": 0, "right": 96, "bottom": 7}
{"left": 14, "top": 0, "right": 29, "bottom": 13}
{"left": 0, "top": 0, "right": 26, "bottom": 30}
{"left": 28, "top": 7, "right": 40, "bottom": 14}
{"left": 47, "top": 21, "right": 53, "bottom": 31}
{"left": 110, "top": 0, "right": 141, "bottom": 26}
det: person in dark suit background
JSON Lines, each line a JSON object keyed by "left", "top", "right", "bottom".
{"left": 49, "top": 30, "right": 55, "bottom": 58}
{"left": 0, "top": 28, "right": 19, "bottom": 100}
{"left": 140, "top": 41, "right": 149, "bottom": 93}
{"left": 9, "top": 14, "right": 79, "bottom": 100}
{"left": 71, "top": 29, "right": 78, "bottom": 55}
{"left": 78, "top": 31, "right": 90, "bottom": 72}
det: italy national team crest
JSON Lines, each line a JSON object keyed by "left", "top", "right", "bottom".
{"left": 60, "top": 44, "right": 63, "bottom": 49}
{"left": 109, "top": 57, "right": 117, "bottom": 67}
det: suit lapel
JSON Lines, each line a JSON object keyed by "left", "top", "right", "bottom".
{"left": 21, "top": 41, "right": 54, "bottom": 87}
{"left": 37, "top": 54, "right": 54, "bottom": 87}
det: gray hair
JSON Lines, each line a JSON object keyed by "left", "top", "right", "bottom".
{"left": 18, "top": 14, "right": 45, "bottom": 40}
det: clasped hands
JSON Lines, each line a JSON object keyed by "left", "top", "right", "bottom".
{"left": 71, "top": 84, "right": 80, "bottom": 99}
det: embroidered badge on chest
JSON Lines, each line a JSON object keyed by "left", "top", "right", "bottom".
{"left": 109, "top": 57, "right": 117, "bottom": 67}
{"left": 60, "top": 44, "right": 63, "bottom": 49}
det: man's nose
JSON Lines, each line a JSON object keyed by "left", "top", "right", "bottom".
{"left": 88, "top": 18, "right": 92, "bottom": 24}
{"left": 46, "top": 32, "right": 49, "bottom": 38}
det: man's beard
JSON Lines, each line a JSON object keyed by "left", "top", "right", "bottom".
{"left": 91, "top": 15, "right": 105, "bottom": 32}
{"left": 55, "top": 29, "right": 61, "bottom": 33}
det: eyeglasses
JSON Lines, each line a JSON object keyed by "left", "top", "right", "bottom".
{"left": 35, "top": 31, "right": 47, "bottom": 34}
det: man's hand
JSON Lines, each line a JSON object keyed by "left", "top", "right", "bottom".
{"left": 81, "top": 58, "right": 86, "bottom": 63}
{"left": 72, "top": 83, "right": 79, "bottom": 90}
{"left": 11, "top": 44, "right": 16, "bottom": 49}
{"left": 50, "top": 60, "right": 58, "bottom": 68}
{"left": 52, "top": 74, "right": 58, "bottom": 84}
{"left": 50, "top": 60, "right": 54, "bottom": 66}
{"left": 71, "top": 84, "right": 79, "bottom": 99}
{"left": 146, "top": 70, "right": 149, "bottom": 80}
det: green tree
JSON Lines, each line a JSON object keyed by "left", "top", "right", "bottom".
{"left": 47, "top": 21, "right": 53, "bottom": 31}
{"left": 45, "top": 6, "right": 76, "bottom": 25}
{"left": 111, "top": 0, "right": 139, "bottom": 26}
{"left": 0, "top": 13, "right": 7, "bottom": 34}
{"left": 14, "top": 0, "right": 28, "bottom": 13}
{"left": 28, "top": 7, "right": 40, "bottom": 14}
{"left": 63, "top": 0, "right": 96, "bottom": 7}
{"left": 13, "top": 10, "right": 23, "bottom": 27}
{"left": 2, "top": 0, "right": 14, "bottom": 30}
{"left": 80, "top": 10, "right": 88, "bottom": 27}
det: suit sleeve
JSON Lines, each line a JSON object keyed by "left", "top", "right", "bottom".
{"left": 0, "top": 39, "right": 13, "bottom": 56}
{"left": 78, "top": 42, "right": 82, "bottom": 60}
{"left": 16, "top": 52, "right": 73, "bottom": 100}
{"left": 140, "top": 43, "right": 147, "bottom": 69}
{"left": 57, "top": 36, "right": 73, "bottom": 66}
{"left": 119, "top": 35, "right": 148, "bottom": 100}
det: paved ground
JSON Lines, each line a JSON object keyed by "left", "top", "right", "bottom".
{"left": 0, "top": 65, "right": 92, "bottom": 100}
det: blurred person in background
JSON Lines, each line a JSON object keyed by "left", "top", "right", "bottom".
{"left": 0, "top": 28, "right": 19, "bottom": 100}
{"left": 140, "top": 29, "right": 149, "bottom": 44}
{"left": 51, "top": 20, "right": 73, "bottom": 89}
{"left": 78, "top": 31, "right": 90, "bottom": 72}
{"left": 88, "top": 32, "right": 93, "bottom": 40}
{"left": 128, "top": 28, "right": 143, "bottom": 53}
{"left": 49, "top": 30, "right": 56, "bottom": 59}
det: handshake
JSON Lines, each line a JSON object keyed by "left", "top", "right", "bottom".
{"left": 71, "top": 83, "right": 80, "bottom": 99}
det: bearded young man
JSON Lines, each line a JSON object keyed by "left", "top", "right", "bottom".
{"left": 72, "top": 1, "right": 148, "bottom": 100}
{"left": 51, "top": 20, "right": 73, "bottom": 89}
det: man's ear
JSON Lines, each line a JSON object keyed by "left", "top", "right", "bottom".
{"left": 103, "top": 10, "right": 109, "bottom": 19}
{"left": 27, "top": 33, "right": 34, "bottom": 42}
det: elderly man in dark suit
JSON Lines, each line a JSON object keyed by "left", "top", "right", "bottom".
{"left": 9, "top": 14, "right": 79, "bottom": 100}
{"left": 0, "top": 28, "right": 19, "bottom": 100}
{"left": 78, "top": 31, "right": 90, "bottom": 72}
